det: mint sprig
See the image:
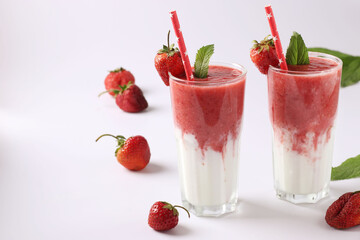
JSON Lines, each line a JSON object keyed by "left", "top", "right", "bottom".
{"left": 308, "top": 47, "right": 360, "bottom": 87}
{"left": 331, "top": 154, "right": 360, "bottom": 181}
{"left": 285, "top": 32, "right": 310, "bottom": 65}
{"left": 194, "top": 44, "right": 214, "bottom": 78}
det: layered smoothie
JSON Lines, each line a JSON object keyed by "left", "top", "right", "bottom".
{"left": 267, "top": 52, "right": 342, "bottom": 203}
{"left": 169, "top": 63, "right": 246, "bottom": 216}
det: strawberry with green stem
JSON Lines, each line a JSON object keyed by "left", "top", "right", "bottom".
{"left": 96, "top": 134, "right": 150, "bottom": 171}
{"left": 104, "top": 67, "right": 135, "bottom": 96}
{"left": 148, "top": 201, "right": 190, "bottom": 231}
{"left": 99, "top": 81, "right": 148, "bottom": 113}
{"left": 154, "top": 30, "right": 185, "bottom": 86}
{"left": 250, "top": 35, "right": 279, "bottom": 74}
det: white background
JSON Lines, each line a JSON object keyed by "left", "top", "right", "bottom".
{"left": 1, "top": 0, "right": 360, "bottom": 239}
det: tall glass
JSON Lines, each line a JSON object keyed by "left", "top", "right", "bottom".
{"left": 267, "top": 52, "right": 342, "bottom": 203}
{"left": 169, "top": 62, "right": 246, "bottom": 216}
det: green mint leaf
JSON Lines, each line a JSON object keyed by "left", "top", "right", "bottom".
{"left": 285, "top": 32, "right": 310, "bottom": 65}
{"left": 331, "top": 154, "right": 360, "bottom": 181}
{"left": 308, "top": 47, "right": 360, "bottom": 87}
{"left": 194, "top": 44, "right": 215, "bottom": 78}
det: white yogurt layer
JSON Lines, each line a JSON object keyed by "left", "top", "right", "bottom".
{"left": 272, "top": 127, "right": 335, "bottom": 195}
{"left": 174, "top": 127, "right": 240, "bottom": 207}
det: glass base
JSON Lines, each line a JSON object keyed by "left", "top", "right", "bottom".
{"left": 275, "top": 186, "right": 329, "bottom": 204}
{"left": 182, "top": 198, "right": 237, "bottom": 217}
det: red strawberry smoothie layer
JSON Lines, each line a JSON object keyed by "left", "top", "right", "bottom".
{"left": 268, "top": 56, "right": 342, "bottom": 154}
{"left": 170, "top": 65, "right": 246, "bottom": 153}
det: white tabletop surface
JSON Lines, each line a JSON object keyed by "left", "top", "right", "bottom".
{"left": 1, "top": 0, "right": 360, "bottom": 239}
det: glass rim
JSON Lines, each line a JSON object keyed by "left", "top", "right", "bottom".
{"left": 169, "top": 61, "right": 247, "bottom": 85}
{"left": 268, "top": 51, "right": 343, "bottom": 75}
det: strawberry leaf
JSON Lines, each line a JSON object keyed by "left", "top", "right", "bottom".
{"left": 119, "top": 81, "right": 133, "bottom": 93}
{"left": 286, "top": 32, "right": 310, "bottom": 65}
{"left": 162, "top": 202, "right": 179, "bottom": 216}
{"left": 109, "top": 67, "right": 124, "bottom": 73}
{"left": 194, "top": 44, "right": 215, "bottom": 78}
{"left": 331, "top": 154, "right": 360, "bottom": 181}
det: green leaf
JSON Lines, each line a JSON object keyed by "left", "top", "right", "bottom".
{"left": 308, "top": 47, "right": 352, "bottom": 59}
{"left": 286, "top": 32, "right": 310, "bottom": 65}
{"left": 194, "top": 44, "right": 215, "bottom": 78}
{"left": 341, "top": 57, "right": 360, "bottom": 87}
{"left": 331, "top": 154, "right": 360, "bottom": 181}
{"left": 308, "top": 47, "right": 360, "bottom": 87}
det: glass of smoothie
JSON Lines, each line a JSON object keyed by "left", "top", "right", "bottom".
{"left": 169, "top": 62, "right": 246, "bottom": 216}
{"left": 267, "top": 52, "right": 342, "bottom": 203}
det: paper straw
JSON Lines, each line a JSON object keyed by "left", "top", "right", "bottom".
{"left": 169, "top": 10, "right": 194, "bottom": 81}
{"left": 265, "top": 5, "right": 288, "bottom": 70}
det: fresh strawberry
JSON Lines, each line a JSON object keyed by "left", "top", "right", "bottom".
{"left": 99, "top": 82, "right": 148, "bottom": 113}
{"left": 104, "top": 67, "right": 135, "bottom": 96}
{"left": 250, "top": 35, "right": 279, "bottom": 74}
{"left": 325, "top": 191, "right": 360, "bottom": 229}
{"left": 96, "top": 134, "right": 150, "bottom": 171}
{"left": 148, "top": 201, "right": 190, "bottom": 231}
{"left": 154, "top": 31, "right": 185, "bottom": 86}
{"left": 116, "top": 82, "right": 148, "bottom": 113}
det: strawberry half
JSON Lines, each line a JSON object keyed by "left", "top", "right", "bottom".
{"left": 104, "top": 67, "right": 135, "bottom": 96}
{"left": 96, "top": 134, "right": 151, "bottom": 171}
{"left": 148, "top": 201, "right": 190, "bottom": 231}
{"left": 325, "top": 191, "right": 360, "bottom": 229}
{"left": 250, "top": 35, "right": 280, "bottom": 74}
{"left": 154, "top": 31, "right": 185, "bottom": 86}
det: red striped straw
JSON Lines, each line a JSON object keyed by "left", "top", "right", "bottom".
{"left": 265, "top": 5, "right": 288, "bottom": 70}
{"left": 169, "top": 10, "right": 194, "bottom": 81}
